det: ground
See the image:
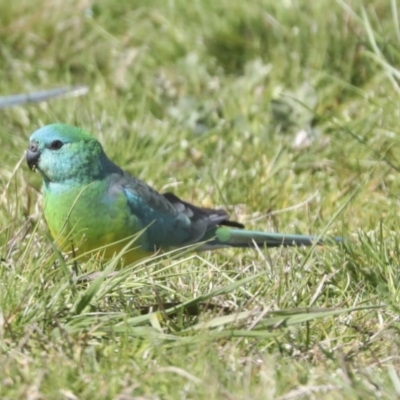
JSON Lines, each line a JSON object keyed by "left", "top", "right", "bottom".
{"left": 1, "top": 0, "right": 400, "bottom": 398}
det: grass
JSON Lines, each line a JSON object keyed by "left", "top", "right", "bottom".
{"left": 2, "top": 0, "right": 400, "bottom": 398}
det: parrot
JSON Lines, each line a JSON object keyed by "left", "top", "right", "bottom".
{"left": 26, "top": 124, "right": 335, "bottom": 264}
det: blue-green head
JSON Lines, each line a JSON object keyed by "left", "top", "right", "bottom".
{"left": 27, "top": 124, "right": 119, "bottom": 185}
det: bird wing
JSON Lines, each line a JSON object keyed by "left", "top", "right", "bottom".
{"left": 107, "top": 172, "right": 243, "bottom": 249}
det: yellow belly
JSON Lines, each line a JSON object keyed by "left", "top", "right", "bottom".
{"left": 52, "top": 228, "right": 152, "bottom": 264}
{"left": 44, "top": 181, "right": 151, "bottom": 265}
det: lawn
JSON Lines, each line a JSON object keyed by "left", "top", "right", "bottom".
{"left": 1, "top": 0, "right": 400, "bottom": 398}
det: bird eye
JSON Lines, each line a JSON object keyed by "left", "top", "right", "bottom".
{"left": 49, "top": 140, "right": 64, "bottom": 150}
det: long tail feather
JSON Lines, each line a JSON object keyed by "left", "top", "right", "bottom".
{"left": 199, "top": 227, "right": 340, "bottom": 250}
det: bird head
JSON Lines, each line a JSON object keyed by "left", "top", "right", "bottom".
{"left": 27, "top": 124, "right": 108, "bottom": 185}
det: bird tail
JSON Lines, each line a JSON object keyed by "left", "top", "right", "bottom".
{"left": 199, "top": 227, "right": 339, "bottom": 250}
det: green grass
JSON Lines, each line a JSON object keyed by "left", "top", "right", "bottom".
{"left": 2, "top": 0, "right": 400, "bottom": 398}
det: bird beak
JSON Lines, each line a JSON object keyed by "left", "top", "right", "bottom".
{"left": 26, "top": 141, "right": 40, "bottom": 171}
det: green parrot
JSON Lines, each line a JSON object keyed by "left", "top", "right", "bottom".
{"left": 27, "top": 124, "right": 334, "bottom": 263}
